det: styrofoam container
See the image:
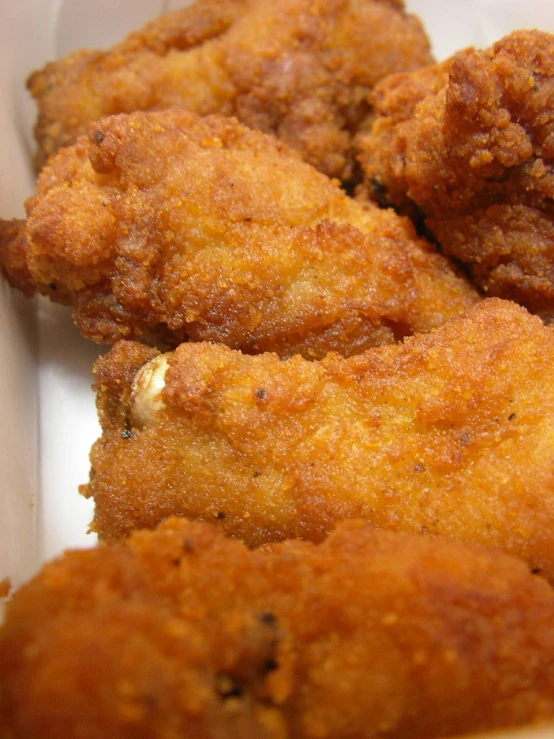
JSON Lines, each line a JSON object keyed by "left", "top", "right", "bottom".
{"left": 1, "top": 1, "right": 554, "bottom": 735}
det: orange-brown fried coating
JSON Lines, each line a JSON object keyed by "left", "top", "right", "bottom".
{"left": 0, "top": 110, "right": 476, "bottom": 357}
{"left": 356, "top": 30, "right": 554, "bottom": 320}
{"left": 85, "top": 299, "right": 554, "bottom": 578}
{"left": 3, "top": 517, "right": 554, "bottom": 738}
{"left": 28, "top": 0, "right": 433, "bottom": 179}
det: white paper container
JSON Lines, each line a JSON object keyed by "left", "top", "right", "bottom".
{"left": 1, "top": 1, "right": 554, "bottom": 735}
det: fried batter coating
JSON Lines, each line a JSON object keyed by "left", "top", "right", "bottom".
{"left": 3, "top": 517, "right": 554, "bottom": 738}
{"left": 357, "top": 30, "right": 554, "bottom": 319}
{"left": 28, "top": 0, "right": 433, "bottom": 179}
{"left": 0, "top": 110, "right": 476, "bottom": 357}
{"left": 84, "top": 299, "right": 554, "bottom": 578}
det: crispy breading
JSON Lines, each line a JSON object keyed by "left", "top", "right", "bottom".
{"left": 28, "top": 0, "right": 433, "bottom": 178}
{"left": 356, "top": 30, "right": 554, "bottom": 319}
{"left": 84, "top": 299, "right": 554, "bottom": 578}
{"left": 0, "top": 110, "right": 476, "bottom": 357}
{"left": 3, "top": 517, "right": 554, "bottom": 738}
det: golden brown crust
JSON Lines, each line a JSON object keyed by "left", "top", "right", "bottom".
{"left": 2, "top": 517, "right": 554, "bottom": 738}
{"left": 0, "top": 220, "right": 38, "bottom": 299}
{"left": 1, "top": 109, "right": 476, "bottom": 356}
{"left": 85, "top": 299, "right": 554, "bottom": 579}
{"left": 28, "top": 0, "right": 433, "bottom": 178}
{"left": 356, "top": 30, "right": 554, "bottom": 319}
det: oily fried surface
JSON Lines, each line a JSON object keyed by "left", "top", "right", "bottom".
{"left": 0, "top": 110, "right": 476, "bottom": 357}
{"left": 356, "top": 30, "right": 554, "bottom": 319}
{"left": 3, "top": 517, "right": 554, "bottom": 738}
{"left": 28, "top": 0, "right": 433, "bottom": 179}
{"left": 85, "top": 299, "right": 554, "bottom": 578}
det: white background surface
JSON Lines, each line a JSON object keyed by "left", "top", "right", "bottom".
{"left": 0, "top": 0, "right": 554, "bottom": 588}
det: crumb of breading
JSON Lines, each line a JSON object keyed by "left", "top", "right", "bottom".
{"left": 0, "top": 578, "right": 12, "bottom": 599}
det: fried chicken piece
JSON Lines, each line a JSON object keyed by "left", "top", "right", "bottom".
{"left": 3, "top": 516, "right": 554, "bottom": 738}
{"left": 28, "top": 0, "right": 433, "bottom": 179}
{"left": 0, "top": 110, "right": 476, "bottom": 358}
{"left": 356, "top": 30, "right": 554, "bottom": 320}
{"left": 84, "top": 299, "right": 554, "bottom": 578}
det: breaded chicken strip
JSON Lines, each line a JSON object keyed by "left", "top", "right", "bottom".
{"left": 84, "top": 299, "right": 554, "bottom": 578}
{"left": 356, "top": 30, "right": 554, "bottom": 319}
{"left": 28, "top": 0, "right": 433, "bottom": 179}
{"left": 3, "top": 517, "right": 554, "bottom": 738}
{"left": 0, "top": 110, "right": 476, "bottom": 358}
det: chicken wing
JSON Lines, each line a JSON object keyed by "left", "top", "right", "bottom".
{"left": 356, "top": 30, "right": 554, "bottom": 319}
{"left": 3, "top": 517, "right": 554, "bottom": 738}
{"left": 29, "top": 0, "right": 433, "bottom": 179}
{"left": 0, "top": 110, "right": 476, "bottom": 357}
{"left": 84, "top": 298, "right": 554, "bottom": 578}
